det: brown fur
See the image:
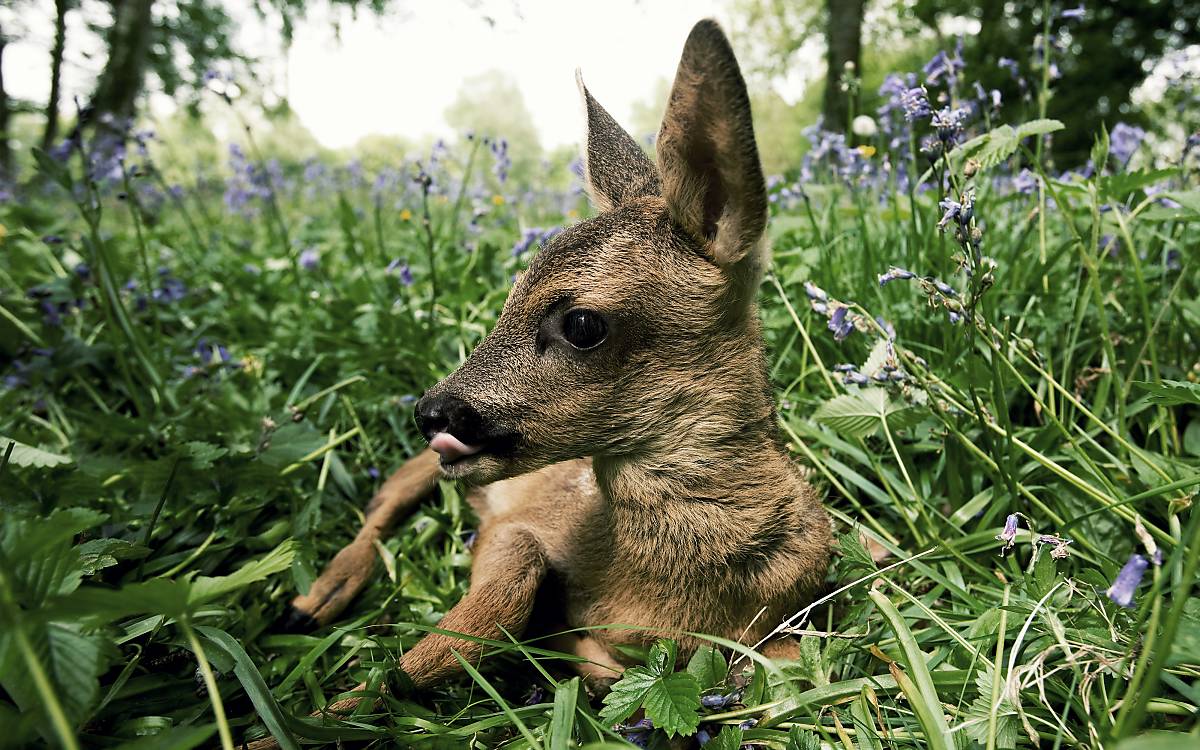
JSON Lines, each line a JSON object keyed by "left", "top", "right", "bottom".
{"left": 255, "top": 19, "right": 830, "bottom": 746}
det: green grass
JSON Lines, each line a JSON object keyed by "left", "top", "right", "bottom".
{"left": 1, "top": 103, "right": 1198, "bottom": 749}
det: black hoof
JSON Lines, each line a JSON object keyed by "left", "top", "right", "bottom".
{"left": 278, "top": 605, "right": 318, "bottom": 633}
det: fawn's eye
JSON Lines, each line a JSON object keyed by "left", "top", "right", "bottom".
{"left": 561, "top": 309, "right": 608, "bottom": 350}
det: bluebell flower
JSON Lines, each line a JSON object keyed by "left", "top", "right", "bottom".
{"left": 803, "top": 281, "right": 828, "bottom": 303}
{"left": 998, "top": 57, "right": 1020, "bottom": 78}
{"left": 299, "top": 248, "right": 320, "bottom": 270}
{"left": 878, "top": 266, "right": 916, "bottom": 286}
{"left": 1106, "top": 554, "right": 1148, "bottom": 608}
{"left": 931, "top": 106, "right": 968, "bottom": 143}
{"left": 828, "top": 306, "right": 854, "bottom": 341}
{"left": 937, "top": 198, "right": 963, "bottom": 230}
{"left": 996, "top": 514, "right": 1019, "bottom": 550}
{"left": 697, "top": 728, "right": 712, "bottom": 745}
{"left": 923, "top": 50, "right": 963, "bottom": 87}
{"left": 1060, "top": 5, "right": 1085, "bottom": 20}
{"left": 1109, "top": 122, "right": 1146, "bottom": 167}
{"left": 701, "top": 693, "right": 734, "bottom": 709}
{"left": 934, "top": 279, "right": 960, "bottom": 297}
{"left": 844, "top": 371, "right": 870, "bottom": 386}
{"left": 1012, "top": 169, "right": 1038, "bottom": 194}
{"left": 73, "top": 263, "right": 91, "bottom": 279}
{"left": 833, "top": 363, "right": 857, "bottom": 373}
{"left": 367, "top": 466, "right": 381, "bottom": 480}
{"left": 42, "top": 234, "right": 64, "bottom": 245}
{"left": 901, "top": 87, "right": 932, "bottom": 122}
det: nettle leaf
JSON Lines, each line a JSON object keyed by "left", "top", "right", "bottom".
{"left": 961, "top": 666, "right": 1019, "bottom": 749}
{"left": 0, "top": 622, "right": 107, "bottom": 730}
{"left": 685, "top": 645, "right": 727, "bottom": 690}
{"left": 940, "top": 119, "right": 1063, "bottom": 177}
{"left": 813, "top": 388, "right": 925, "bottom": 438}
{"left": 1, "top": 508, "right": 107, "bottom": 607}
{"left": 600, "top": 638, "right": 701, "bottom": 737}
{"left": 0, "top": 437, "right": 72, "bottom": 468}
{"left": 1132, "top": 380, "right": 1200, "bottom": 406}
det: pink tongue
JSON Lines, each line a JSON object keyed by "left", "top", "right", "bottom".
{"left": 429, "top": 432, "right": 483, "bottom": 462}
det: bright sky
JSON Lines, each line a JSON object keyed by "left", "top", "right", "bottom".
{"left": 5, "top": 0, "right": 727, "bottom": 150}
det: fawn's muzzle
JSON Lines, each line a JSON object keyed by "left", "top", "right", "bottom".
{"left": 415, "top": 393, "right": 490, "bottom": 463}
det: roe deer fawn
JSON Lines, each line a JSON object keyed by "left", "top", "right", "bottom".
{"left": 269, "top": 17, "right": 831, "bottom": 736}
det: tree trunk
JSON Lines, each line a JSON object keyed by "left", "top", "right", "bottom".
{"left": 0, "top": 31, "right": 11, "bottom": 180}
{"left": 90, "top": 0, "right": 155, "bottom": 126}
{"left": 42, "top": 0, "right": 71, "bottom": 150}
{"left": 822, "top": 0, "right": 865, "bottom": 134}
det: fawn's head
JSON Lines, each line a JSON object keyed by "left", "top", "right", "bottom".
{"left": 416, "top": 20, "right": 774, "bottom": 483}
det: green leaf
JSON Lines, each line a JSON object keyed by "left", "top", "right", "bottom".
{"left": 0, "top": 622, "right": 107, "bottom": 728}
{"left": 1162, "top": 189, "right": 1200, "bottom": 217}
{"left": 835, "top": 531, "right": 877, "bottom": 579}
{"left": 196, "top": 626, "right": 302, "bottom": 750}
{"left": 685, "top": 645, "right": 727, "bottom": 690}
{"left": 1099, "top": 168, "right": 1177, "bottom": 201}
{"left": 647, "top": 638, "right": 677, "bottom": 674}
{"left": 813, "top": 388, "right": 925, "bottom": 438}
{"left": 110, "top": 725, "right": 217, "bottom": 750}
{"left": 961, "top": 667, "right": 1019, "bottom": 748}
{"left": 1014, "top": 118, "right": 1065, "bottom": 139}
{"left": 549, "top": 677, "right": 580, "bottom": 750}
{"left": 706, "top": 725, "right": 743, "bottom": 750}
{"left": 786, "top": 726, "right": 822, "bottom": 750}
{"left": 188, "top": 540, "right": 297, "bottom": 605}
{"left": 76, "top": 538, "right": 150, "bottom": 576}
{"left": 599, "top": 665, "right": 701, "bottom": 737}
{"left": 181, "top": 441, "right": 228, "bottom": 470}
{"left": 640, "top": 671, "right": 701, "bottom": 737}
{"left": 0, "top": 437, "right": 72, "bottom": 468}
{"left": 974, "top": 125, "right": 1019, "bottom": 170}
{"left": 1132, "top": 380, "right": 1200, "bottom": 406}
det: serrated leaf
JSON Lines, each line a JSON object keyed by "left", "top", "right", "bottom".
{"left": 640, "top": 671, "right": 701, "bottom": 737}
{"left": 975, "top": 125, "right": 1019, "bottom": 170}
{"left": 686, "top": 645, "right": 727, "bottom": 690}
{"left": 813, "top": 388, "right": 925, "bottom": 438}
{"left": 0, "top": 437, "right": 72, "bottom": 468}
{"left": 600, "top": 665, "right": 658, "bottom": 726}
{"left": 1099, "top": 168, "right": 1176, "bottom": 201}
{"left": 706, "top": 725, "right": 743, "bottom": 750}
{"left": 0, "top": 622, "right": 107, "bottom": 730}
{"left": 182, "top": 441, "right": 228, "bottom": 469}
{"left": 961, "top": 666, "right": 1020, "bottom": 748}
{"left": 786, "top": 726, "right": 822, "bottom": 750}
{"left": 1, "top": 508, "right": 107, "bottom": 607}
{"left": 835, "top": 531, "right": 877, "bottom": 579}
{"left": 1132, "top": 380, "right": 1200, "bottom": 406}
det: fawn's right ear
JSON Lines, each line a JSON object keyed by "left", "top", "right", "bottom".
{"left": 576, "top": 70, "right": 661, "bottom": 212}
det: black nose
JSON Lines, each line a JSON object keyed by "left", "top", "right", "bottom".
{"left": 415, "top": 393, "right": 487, "bottom": 443}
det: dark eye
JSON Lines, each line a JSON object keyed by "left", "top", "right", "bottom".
{"left": 562, "top": 309, "right": 608, "bottom": 350}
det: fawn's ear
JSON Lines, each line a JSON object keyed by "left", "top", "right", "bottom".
{"left": 656, "top": 20, "right": 768, "bottom": 272}
{"left": 576, "top": 70, "right": 661, "bottom": 212}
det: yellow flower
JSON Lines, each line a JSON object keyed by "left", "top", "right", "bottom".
{"left": 567, "top": 209, "right": 579, "bottom": 218}
{"left": 491, "top": 194, "right": 506, "bottom": 206}
{"left": 438, "top": 195, "right": 449, "bottom": 204}
{"left": 240, "top": 354, "right": 264, "bottom": 379}
{"left": 856, "top": 145, "right": 877, "bottom": 157}
{"left": 399, "top": 209, "right": 412, "bottom": 221}
{"left": 0, "top": 224, "right": 7, "bottom": 242}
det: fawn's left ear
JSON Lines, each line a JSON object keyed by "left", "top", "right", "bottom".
{"left": 576, "top": 70, "right": 661, "bottom": 212}
{"left": 657, "top": 20, "right": 768, "bottom": 275}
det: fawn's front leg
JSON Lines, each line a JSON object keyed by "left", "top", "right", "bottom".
{"left": 249, "top": 523, "right": 550, "bottom": 749}
{"left": 283, "top": 449, "right": 441, "bottom": 630}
